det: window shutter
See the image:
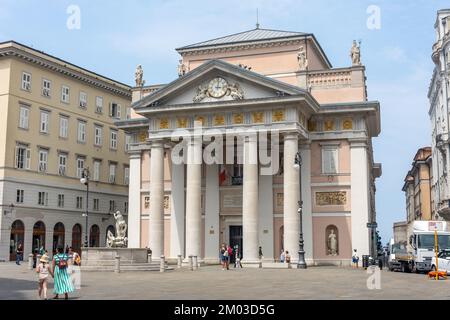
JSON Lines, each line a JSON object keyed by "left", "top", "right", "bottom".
{"left": 330, "top": 149, "right": 338, "bottom": 173}
{"left": 15, "top": 146, "right": 20, "bottom": 168}
{"left": 26, "top": 148, "right": 31, "bottom": 169}
{"left": 117, "top": 104, "right": 121, "bottom": 119}
{"left": 109, "top": 103, "right": 112, "bottom": 117}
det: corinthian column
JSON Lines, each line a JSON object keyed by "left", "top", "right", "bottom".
{"left": 283, "top": 133, "right": 300, "bottom": 263}
{"left": 149, "top": 140, "right": 165, "bottom": 258}
{"left": 242, "top": 135, "right": 259, "bottom": 266}
{"left": 185, "top": 139, "right": 202, "bottom": 260}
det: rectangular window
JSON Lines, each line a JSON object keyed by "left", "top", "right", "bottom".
{"left": 79, "top": 91, "right": 87, "bottom": 109}
{"left": 124, "top": 201, "right": 128, "bottom": 214}
{"left": 124, "top": 166, "right": 129, "bottom": 185}
{"left": 42, "top": 79, "right": 51, "bottom": 97}
{"left": 16, "top": 190, "right": 24, "bottom": 203}
{"left": 58, "top": 153, "right": 67, "bottom": 176}
{"left": 58, "top": 194, "right": 65, "bottom": 208}
{"left": 22, "top": 72, "right": 31, "bottom": 91}
{"left": 38, "top": 192, "right": 48, "bottom": 206}
{"left": 109, "top": 200, "right": 115, "bottom": 212}
{"left": 144, "top": 196, "right": 150, "bottom": 209}
{"left": 40, "top": 111, "right": 49, "bottom": 134}
{"left": 93, "top": 198, "right": 100, "bottom": 211}
{"left": 109, "top": 103, "right": 121, "bottom": 119}
{"left": 76, "top": 157, "right": 85, "bottom": 178}
{"left": 322, "top": 147, "right": 339, "bottom": 174}
{"left": 93, "top": 160, "right": 101, "bottom": 181}
{"left": 94, "top": 126, "right": 103, "bottom": 146}
{"left": 126, "top": 107, "right": 131, "bottom": 120}
{"left": 38, "top": 149, "right": 48, "bottom": 173}
{"left": 95, "top": 96, "right": 103, "bottom": 113}
{"left": 109, "top": 163, "right": 116, "bottom": 184}
{"left": 59, "top": 116, "right": 68, "bottom": 138}
{"left": 76, "top": 196, "right": 83, "bottom": 209}
{"left": 61, "top": 85, "right": 70, "bottom": 103}
{"left": 125, "top": 134, "right": 131, "bottom": 152}
{"left": 15, "top": 144, "right": 31, "bottom": 169}
{"left": 77, "top": 121, "right": 86, "bottom": 143}
{"left": 110, "top": 130, "right": 118, "bottom": 150}
{"left": 19, "top": 105, "right": 30, "bottom": 129}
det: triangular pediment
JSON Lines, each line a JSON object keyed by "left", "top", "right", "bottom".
{"left": 132, "top": 60, "right": 307, "bottom": 110}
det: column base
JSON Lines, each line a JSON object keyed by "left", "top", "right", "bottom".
{"left": 241, "top": 260, "right": 262, "bottom": 268}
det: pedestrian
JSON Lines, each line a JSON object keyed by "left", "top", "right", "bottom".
{"left": 259, "top": 246, "right": 263, "bottom": 260}
{"left": 50, "top": 246, "right": 74, "bottom": 300}
{"left": 234, "top": 247, "right": 242, "bottom": 268}
{"left": 68, "top": 247, "right": 81, "bottom": 266}
{"left": 285, "top": 251, "right": 291, "bottom": 263}
{"left": 280, "top": 249, "right": 285, "bottom": 263}
{"left": 220, "top": 244, "right": 228, "bottom": 270}
{"left": 65, "top": 245, "right": 69, "bottom": 254}
{"left": 16, "top": 243, "right": 23, "bottom": 265}
{"left": 227, "top": 245, "right": 233, "bottom": 269}
{"left": 352, "top": 249, "right": 359, "bottom": 268}
{"left": 36, "top": 254, "right": 49, "bottom": 300}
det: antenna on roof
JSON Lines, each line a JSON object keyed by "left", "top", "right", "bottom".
{"left": 256, "top": 8, "right": 260, "bottom": 29}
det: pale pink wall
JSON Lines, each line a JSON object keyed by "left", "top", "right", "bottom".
{"left": 310, "top": 140, "right": 351, "bottom": 184}
{"left": 140, "top": 219, "right": 149, "bottom": 248}
{"left": 312, "top": 216, "right": 352, "bottom": 260}
{"left": 184, "top": 39, "right": 329, "bottom": 76}
{"left": 311, "top": 87, "right": 365, "bottom": 104}
{"left": 164, "top": 219, "right": 171, "bottom": 257}
{"left": 273, "top": 217, "right": 284, "bottom": 261}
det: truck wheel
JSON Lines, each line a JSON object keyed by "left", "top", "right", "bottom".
{"left": 401, "top": 263, "right": 410, "bottom": 273}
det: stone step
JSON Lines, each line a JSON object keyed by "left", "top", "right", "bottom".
{"left": 81, "top": 263, "right": 172, "bottom": 272}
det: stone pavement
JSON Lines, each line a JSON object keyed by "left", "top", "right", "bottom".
{"left": 1, "top": 262, "right": 450, "bottom": 300}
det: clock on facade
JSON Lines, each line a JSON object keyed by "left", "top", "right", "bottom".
{"left": 207, "top": 77, "right": 228, "bottom": 98}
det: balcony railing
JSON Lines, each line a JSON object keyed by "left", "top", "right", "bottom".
{"left": 308, "top": 69, "right": 352, "bottom": 88}
{"left": 231, "top": 176, "right": 243, "bottom": 185}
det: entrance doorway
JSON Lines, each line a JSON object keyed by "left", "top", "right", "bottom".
{"left": 72, "top": 224, "right": 82, "bottom": 254}
{"left": 32, "top": 221, "right": 46, "bottom": 253}
{"left": 10, "top": 220, "right": 24, "bottom": 261}
{"left": 52, "top": 222, "right": 65, "bottom": 254}
{"left": 229, "top": 225, "right": 243, "bottom": 263}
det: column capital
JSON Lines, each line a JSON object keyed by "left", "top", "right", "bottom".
{"left": 283, "top": 132, "right": 299, "bottom": 141}
{"left": 150, "top": 139, "right": 165, "bottom": 149}
{"left": 128, "top": 150, "right": 142, "bottom": 159}
{"left": 349, "top": 138, "right": 368, "bottom": 148}
{"left": 299, "top": 140, "right": 312, "bottom": 150}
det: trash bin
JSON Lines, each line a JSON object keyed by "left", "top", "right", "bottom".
{"left": 362, "top": 255, "right": 369, "bottom": 269}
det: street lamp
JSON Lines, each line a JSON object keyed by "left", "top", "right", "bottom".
{"left": 80, "top": 168, "right": 90, "bottom": 248}
{"left": 294, "top": 152, "right": 307, "bottom": 269}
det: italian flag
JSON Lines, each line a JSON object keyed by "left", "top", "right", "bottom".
{"left": 219, "top": 165, "right": 227, "bottom": 185}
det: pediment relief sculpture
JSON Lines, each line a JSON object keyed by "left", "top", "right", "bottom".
{"left": 193, "top": 77, "right": 244, "bottom": 103}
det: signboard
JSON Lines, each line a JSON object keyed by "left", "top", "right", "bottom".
{"left": 367, "top": 222, "right": 377, "bottom": 228}
{"left": 428, "top": 221, "right": 443, "bottom": 231}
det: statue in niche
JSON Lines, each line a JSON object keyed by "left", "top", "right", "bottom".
{"left": 326, "top": 226, "right": 339, "bottom": 256}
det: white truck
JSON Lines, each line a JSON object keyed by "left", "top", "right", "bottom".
{"left": 388, "top": 221, "right": 450, "bottom": 273}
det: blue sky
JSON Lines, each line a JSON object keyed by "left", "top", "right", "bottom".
{"left": 0, "top": 0, "right": 447, "bottom": 243}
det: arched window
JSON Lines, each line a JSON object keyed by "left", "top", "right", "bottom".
{"left": 10, "top": 220, "right": 24, "bottom": 261}
{"left": 326, "top": 225, "right": 339, "bottom": 256}
{"left": 72, "top": 224, "right": 82, "bottom": 253}
{"left": 32, "top": 221, "right": 46, "bottom": 253}
{"left": 53, "top": 222, "right": 65, "bottom": 253}
{"left": 90, "top": 225, "right": 100, "bottom": 247}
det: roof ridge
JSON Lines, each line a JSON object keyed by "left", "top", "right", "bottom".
{"left": 176, "top": 27, "right": 307, "bottom": 50}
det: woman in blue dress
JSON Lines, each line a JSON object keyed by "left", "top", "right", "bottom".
{"left": 50, "top": 246, "right": 74, "bottom": 299}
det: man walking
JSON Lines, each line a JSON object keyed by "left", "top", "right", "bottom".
{"left": 16, "top": 243, "right": 23, "bottom": 265}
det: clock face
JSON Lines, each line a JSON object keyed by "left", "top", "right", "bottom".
{"left": 208, "top": 77, "right": 228, "bottom": 98}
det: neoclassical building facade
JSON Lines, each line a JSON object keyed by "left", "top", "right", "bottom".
{"left": 117, "top": 27, "right": 382, "bottom": 265}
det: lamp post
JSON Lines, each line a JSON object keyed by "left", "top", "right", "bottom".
{"left": 294, "top": 152, "right": 307, "bottom": 269}
{"left": 80, "top": 168, "right": 90, "bottom": 248}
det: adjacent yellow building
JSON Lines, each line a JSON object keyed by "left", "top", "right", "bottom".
{"left": 0, "top": 41, "right": 131, "bottom": 261}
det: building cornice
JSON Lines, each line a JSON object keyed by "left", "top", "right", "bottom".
{"left": 0, "top": 41, "right": 131, "bottom": 98}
